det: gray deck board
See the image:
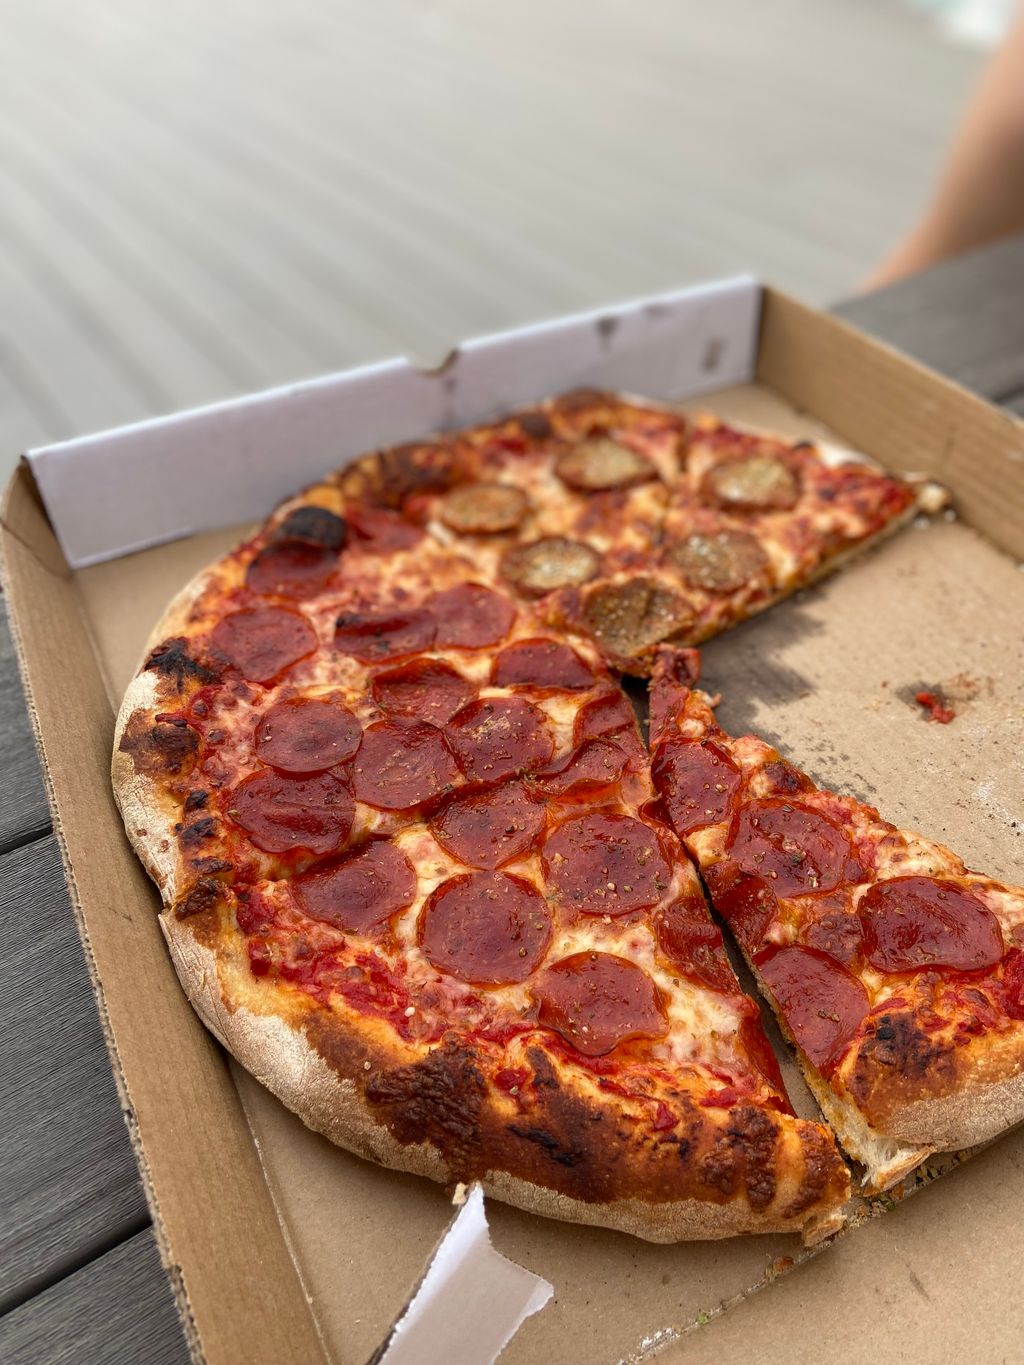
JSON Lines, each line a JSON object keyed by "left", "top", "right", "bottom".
{"left": 0, "top": 1230, "right": 187, "bottom": 1365}
{"left": 0, "top": 0, "right": 982, "bottom": 466}
{"left": 836, "top": 235, "right": 1024, "bottom": 402}
{"left": 0, "top": 833, "right": 147, "bottom": 1313}
{"left": 0, "top": 599, "right": 51, "bottom": 852}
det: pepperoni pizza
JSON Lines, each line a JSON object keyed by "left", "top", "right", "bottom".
{"left": 649, "top": 648, "right": 1024, "bottom": 1194}
{"left": 112, "top": 390, "right": 947, "bottom": 1243}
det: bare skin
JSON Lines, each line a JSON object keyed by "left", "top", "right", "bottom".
{"left": 867, "top": 14, "right": 1024, "bottom": 288}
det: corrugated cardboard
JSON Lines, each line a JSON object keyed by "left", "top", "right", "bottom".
{"left": 2, "top": 285, "right": 1023, "bottom": 1365}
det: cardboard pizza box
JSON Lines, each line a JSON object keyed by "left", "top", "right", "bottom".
{"left": 3, "top": 280, "right": 1023, "bottom": 1365}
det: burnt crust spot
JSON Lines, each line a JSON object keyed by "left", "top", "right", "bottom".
{"left": 695, "top": 1104, "right": 779, "bottom": 1210}
{"left": 861, "top": 1012, "right": 947, "bottom": 1082}
{"left": 119, "top": 712, "right": 199, "bottom": 778}
{"left": 179, "top": 816, "right": 217, "bottom": 849}
{"left": 516, "top": 410, "right": 553, "bottom": 440}
{"left": 145, "top": 637, "right": 219, "bottom": 688}
{"left": 274, "top": 506, "right": 347, "bottom": 550}
{"left": 846, "top": 1007, "right": 963, "bottom": 1126}
{"left": 183, "top": 789, "right": 209, "bottom": 812}
{"left": 507, "top": 1124, "right": 585, "bottom": 1168}
{"left": 784, "top": 1121, "right": 847, "bottom": 1217}
{"left": 365, "top": 1042, "right": 486, "bottom": 1172}
{"left": 374, "top": 442, "right": 466, "bottom": 507}
{"left": 190, "top": 857, "right": 233, "bottom": 875}
{"left": 175, "top": 875, "right": 227, "bottom": 919}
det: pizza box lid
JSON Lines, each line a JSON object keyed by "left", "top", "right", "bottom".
{"left": 2, "top": 281, "right": 1024, "bottom": 1364}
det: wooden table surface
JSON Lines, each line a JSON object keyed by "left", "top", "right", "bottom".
{"left": 1, "top": 237, "right": 1024, "bottom": 1364}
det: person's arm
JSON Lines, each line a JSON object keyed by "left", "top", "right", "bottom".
{"left": 866, "top": 13, "right": 1024, "bottom": 287}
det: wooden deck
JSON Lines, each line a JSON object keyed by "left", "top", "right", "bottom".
{"left": 0, "top": 0, "right": 983, "bottom": 470}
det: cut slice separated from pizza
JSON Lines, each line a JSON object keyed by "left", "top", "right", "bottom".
{"left": 334, "top": 393, "right": 943, "bottom": 672}
{"left": 649, "top": 648, "right": 1024, "bottom": 1192}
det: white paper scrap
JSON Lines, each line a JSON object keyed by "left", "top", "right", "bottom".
{"left": 377, "top": 1184, "right": 553, "bottom": 1365}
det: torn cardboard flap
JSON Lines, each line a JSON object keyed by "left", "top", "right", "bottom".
{"left": 377, "top": 1185, "right": 552, "bottom": 1365}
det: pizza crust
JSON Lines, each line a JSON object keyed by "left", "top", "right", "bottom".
{"left": 158, "top": 910, "right": 849, "bottom": 1244}
{"left": 112, "top": 670, "right": 195, "bottom": 906}
{"left": 882, "top": 1068, "right": 1024, "bottom": 1150}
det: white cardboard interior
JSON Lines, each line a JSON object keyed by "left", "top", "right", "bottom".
{"left": 378, "top": 1184, "right": 552, "bottom": 1365}
{"left": 26, "top": 276, "right": 759, "bottom": 567}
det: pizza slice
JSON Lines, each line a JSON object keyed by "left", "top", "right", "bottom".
{"left": 337, "top": 395, "right": 940, "bottom": 675}
{"left": 646, "top": 413, "right": 942, "bottom": 648}
{"left": 649, "top": 648, "right": 1024, "bottom": 1192}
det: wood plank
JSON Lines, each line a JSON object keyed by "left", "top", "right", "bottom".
{"left": 0, "top": 833, "right": 148, "bottom": 1312}
{"left": 835, "top": 234, "right": 1024, "bottom": 400}
{"left": 0, "top": 599, "right": 50, "bottom": 852}
{"left": 0, "top": 1229, "right": 188, "bottom": 1365}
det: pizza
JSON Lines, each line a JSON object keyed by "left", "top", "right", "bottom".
{"left": 649, "top": 648, "right": 1024, "bottom": 1193}
{"left": 111, "top": 389, "right": 943, "bottom": 1244}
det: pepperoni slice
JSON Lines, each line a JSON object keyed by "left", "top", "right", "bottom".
{"left": 427, "top": 583, "right": 517, "bottom": 649}
{"left": 652, "top": 736, "right": 741, "bottom": 836}
{"left": 757, "top": 945, "right": 869, "bottom": 1072}
{"left": 709, "top": 872, "right": 779, "bottom": 953}
{"left": 500, "top": 537, "right": 600, "bottom": 595}
{"left": 573, "top": 690, "right": 642, "bottom": 747}
{"left": 1002, "top": 950, "right": 1024, "bottom": 1021}
{"left": 859, "top": 877, "right": 1004, "bottom": 974}
{"left": 542, "top": 813, "right": 672, "bottom": 916}
{"left": 334, "top": 608, "right": 435, "bottom": 663}
{"left": 531, "top": 738, "right": 627, "bottom": 800}
{"left": 581, "top": 578, "right": 695, "bottom": 660}
{"left": 294, "top": 840, "right": 416, "bottom": 933}
{"left": 664, "top": 530, "right": 769, "bottom": 594}
{"left": 803, "top": 910, "right": 864, "bottom": 966}
{"left": 555, "top": 438, "right": 655, "bottom": 491}
{"left": 516, "top": 410, "right": 553, "bottom": 440}
{"left": 430, "top": 782, "right": 545, "bottom": 869}
{"left": 371, "top": 658, "right": 476, "bottom": 725}
{"left": 255, "top": 697, "right": 361, "bottom": 773}
{"left": 418, "top": 871, "right": 552, "bottom": 984}
{"left": 533, "top": 953, "right": 667, "bottom": 1056}
{"left": 228, "top": 770, "right": 353, "bottom": 855}
{"left": 703, "top": 454, "right": 800, "bottom": 511}
{"left": 246, "top": 541, "right": 339, "bottom": 599}
{"left": 737, "top": 1004, "right": 788, "bottom": 1095}
{"left": 350, "top": 720, "right": 460, "bottom": 810}
{"left": 211, "top": 607, "right": 317, "bottom": 684}
{"left": 346, "top": 504, "right": 423, "bottom": 551}
{"left": 439, "top": 482, "right": 530, "bottom": 534}
{"left": 652, "top": 894, "right": 739, "bottom": 993}
{"left": 446, "top": 697, "right": 554, "bottom": 782}
{"left": 726, "top": 799, "right": 855, "bottom": 898}
{"left": 647, "top": 646, "right": 700, "bottom": 741}
{"left": 491, "top": 638, "right": 595, "bottom": 691}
